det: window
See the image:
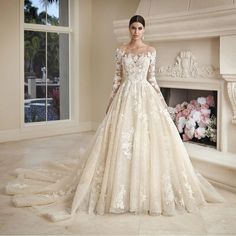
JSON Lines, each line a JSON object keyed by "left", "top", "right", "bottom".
{"left": 24, "top": 0, "right": 70, "bottom": 123}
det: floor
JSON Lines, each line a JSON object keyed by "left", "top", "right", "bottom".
{"left": 0, "top": 132, "right": 236, "bottom": 236}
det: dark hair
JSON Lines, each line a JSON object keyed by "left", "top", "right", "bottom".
{"left": 129, "top": 15, "right": 145, "bottom": 28}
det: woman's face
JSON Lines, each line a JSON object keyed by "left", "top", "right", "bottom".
{"left": 129, "top": 22, "right": 145, "bottom": 41}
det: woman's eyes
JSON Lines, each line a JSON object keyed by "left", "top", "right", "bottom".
{"left": 132, "top": 27, "right": 143, "bottom": 30}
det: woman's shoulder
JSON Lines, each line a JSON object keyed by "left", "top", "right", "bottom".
{"left": 147, "top": 45, "right": 156, "bottom": 53}
{"left": 119, "top": 44, "right": 127, "bottom": 50}
{"left": 142, "top": 45, "right": 156, "bottom": 57}
{"left": 116, "top": 44, "right": 127, "bottom": 53}
{"left": 116, "top": 44, "right": 156, "bottom": 54}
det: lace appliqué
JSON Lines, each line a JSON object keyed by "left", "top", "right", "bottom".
{"left": 10, "top": 183, "right": 28, "bottom": 189}
{"left": 182, "top": 171, "right": 195, "bottom": 200}
{"left": 175, "top": 193, "right": 185, "bottom": 207}
{"left": 121, "top": 127, "right": 134, "bottom": 160}
{"left": 115, "top": 185, "right": 126, "bottom": 210}
{"left": 162, "top": 173, "right": 174, "bottom": 206}
{"left": 108, "top": 49, "right": 123, "bottom": 103}
{"left": 147, "top": 51, "right": 168, "bottom": 111}
{"left": 140, "top": 186, "right": 147, "bottom": 207}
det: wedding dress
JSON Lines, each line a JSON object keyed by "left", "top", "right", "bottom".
{"left": 5, "top": 47, "right": 224, "bottom": 222}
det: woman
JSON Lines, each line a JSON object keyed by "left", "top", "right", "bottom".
{"left": 6, "top": 15, "right": 224, "bottom": 222}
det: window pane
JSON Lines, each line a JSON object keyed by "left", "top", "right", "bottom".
{"left": 47, "top": 33, "right": 69, "bottom": 121}
{"left": 24, "top": 0, "right": 46, "bottom": 24}
{"left": 24, "top": 31, "right": 46, "bottom": 123}
{"left": 47, "top": 0, "right": 69, "bottom": 26}
{"left": 24, "top": 0, "right": 68, "bottom": 26}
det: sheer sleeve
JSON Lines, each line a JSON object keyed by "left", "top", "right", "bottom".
{"left": 147, "top": 49, "right": 168, "bottom": 110}
{"left": 106, "top": 49, "right": 123, "bottom": 113}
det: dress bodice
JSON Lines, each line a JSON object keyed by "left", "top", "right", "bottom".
{"left": 117, "top": 48, "right": 156, "bottom": 83}
{"left": 108, "top": 47, "right": 168, "bottom": 110}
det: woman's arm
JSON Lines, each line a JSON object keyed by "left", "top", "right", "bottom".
{"left": 147, "top": 49, "right": 168, "bottom": 110}
{"left": 106, "top": 49, "right": 123, "bottom": 114}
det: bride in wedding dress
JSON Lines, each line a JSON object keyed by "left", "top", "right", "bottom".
{"left": 6, "top": 15, "right": 224, "bottom": 222}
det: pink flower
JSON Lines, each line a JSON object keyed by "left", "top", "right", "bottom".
{"left": 206, "top": 95, "right": 215, "bottom": 107}
{"left": 182, "top": 108, "right": 190, "bottom": 118}
{"left": 175, "top": 111, "right": 183, "bottom": 121}
{"left": 201, "top": 103, "right": 209, "bottom": 109}
{"left": 190, "top": 100, "right": 198, "bottom": 107}
{"left": 181, "top": 101, "right": 188, "bottom": 108}
{"left": 198, "top": 116, "right": 210, "bottom": 127}
{"left": 187, "top": 104, "right": 195, "bottom": 111}
{"left": 182, "top": 134, "right": 190, "bottom": 141}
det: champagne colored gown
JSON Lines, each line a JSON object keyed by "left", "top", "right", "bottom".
{"left": 5, "top": 47, "right": 224, "bottom": 222}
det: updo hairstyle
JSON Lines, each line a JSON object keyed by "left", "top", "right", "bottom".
{"left": 129, "top": 15, "right": 145, "bottom": 28}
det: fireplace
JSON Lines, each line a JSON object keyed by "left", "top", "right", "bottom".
{"left": 154, "top": 49, "right": 224, "bottom": 151}
{"left": 113, "top": 2, "right": 236, "bottom": 191}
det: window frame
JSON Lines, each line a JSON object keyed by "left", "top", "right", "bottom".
{"left": 20, "top": 0, "right": 73, "bottom": 127}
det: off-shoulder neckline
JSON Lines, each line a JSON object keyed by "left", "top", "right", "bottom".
{"left": 116, "top": 47, "right": 156, "bottom": 57}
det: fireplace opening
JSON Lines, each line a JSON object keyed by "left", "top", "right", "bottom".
{"left": 161, "top": 88, "right": 218, "bottom": 148}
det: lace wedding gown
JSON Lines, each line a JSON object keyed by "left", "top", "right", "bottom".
{"left": 6, "top": 47, "right": 224, "bottom": 222}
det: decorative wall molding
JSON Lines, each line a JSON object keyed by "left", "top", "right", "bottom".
{"left": 113, "top": 5, "right": 236, "bottom": 42}
{"left": 157, "top": 50, "right": 220, "bottom": 79}
{"left": 222, "top": 74, "right": 236, "bottom": 124}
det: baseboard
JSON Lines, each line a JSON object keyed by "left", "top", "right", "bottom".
{"left": 92, "top": 122, "right": 100, "bottom": 131}
{"left": 208, "top": 178, "right": 236, "bottom": 193}
{"left": 186, "top": 142, "right": 236, "bottom": 191}
{"left": 0, "top": 121, "right": 93, "bottom": 143}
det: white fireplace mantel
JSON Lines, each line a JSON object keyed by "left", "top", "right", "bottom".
{"left": 113, "top": 5, "right": 236, "bottom": 42}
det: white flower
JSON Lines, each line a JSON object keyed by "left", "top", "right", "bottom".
{"left": 200, "top": 108, "right": 211, "bottom": 117}
{"left": 184, "top": 127, "right": 195, "bottom": 139}
{"left": 194, "top": 127, "right": 206, "bottom": 139}
{"left": 177, "top": 117, "right": 186, "bottom": 133}
{"left": 197, "top": 97, "right": 207, "bottom": 105}
{"left": 185, "top": 118, "right": 196, "bottom": 129}
{"left": 168, "top": 106, "right": 176, "bottom": 115}
{"left": 190, "top": 110, "right": 201, "bottom": 123}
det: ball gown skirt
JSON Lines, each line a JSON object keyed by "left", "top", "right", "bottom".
{"left": 5, "top": 48, "right": 224, "bottom": 222}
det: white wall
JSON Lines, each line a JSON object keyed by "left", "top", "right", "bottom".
{"left": 91, "top": 0, "right": 140, "bottom": 125}
{"left": 78, "top": 0, "right": 92, "bottom": 122}
{"left": 0, "top": 1, "right": 20, "bottom": 131}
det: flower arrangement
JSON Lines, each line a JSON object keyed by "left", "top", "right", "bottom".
{"left": 168, "top": 95, "right": 217, "bottom": 146}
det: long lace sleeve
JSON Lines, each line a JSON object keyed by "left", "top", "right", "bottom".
{"left": 106, "top": 49, "right": 123, "bottom": 113}
{"left": 147, "top": 50, "right": 168, "bottom": 110}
